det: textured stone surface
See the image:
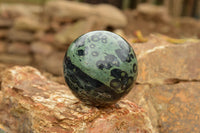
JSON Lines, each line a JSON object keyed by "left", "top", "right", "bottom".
{"left": 127, "top": 82, "right": 200, "bottom": 133}
{"left": 0, "top": 66, "right": 154, "bottom": 132}
{"left": 152, "top": 82, "right": 200, "bottom": 133}
{"left": 126, "top": 37, "right": 200, "bottom": 132}
{"left": 130, "top": 35, "right": 171, "bottom": 56}
{"left": 133, "top": 38, "right": 200, "bottom": 83}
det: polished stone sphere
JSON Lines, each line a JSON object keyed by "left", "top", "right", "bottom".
{"left": 63, "top": 31, "right": 138, "bottom": 106}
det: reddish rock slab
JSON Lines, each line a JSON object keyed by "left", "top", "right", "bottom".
{"left": 127, "top": 37, "right": 200, "bottom": 132}
{"left": 130, "top": 35, "right": 171, "bottom": 56}
{"left": 147, "top": 82, "right": 199, "bottom": 133}
{"left": 127, "top": 81, "right": 200, "bottom": 133}
{"left": 132, "top": 37, "right": 200, "bottom": 83}
{"left": 126, "top": 84, "right": 159, "bottom": 132}
{"left": 126, "top": 82, "right": 200, "bottom": 133}
{"left": 0, "top": 66, "right": 154, "bottom": 133}
{"left": 153, "top": 82, "right": 200, "bottom": 133}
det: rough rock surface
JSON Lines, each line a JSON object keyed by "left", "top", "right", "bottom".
{"left": 127, "top": 36, "right": 200, "bottom": 132}
{"left": 151, "top": 82, "right": 199, "bottom": 133}
{"left": 136, "top": 42, "right": 200, "bottom": 82}
{"left": 0, "top": 66, "right": 154, "bottom": 133}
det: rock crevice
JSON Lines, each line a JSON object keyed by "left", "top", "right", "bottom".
{"left": 136, "top": 78, "right": 200, "bottom": 86}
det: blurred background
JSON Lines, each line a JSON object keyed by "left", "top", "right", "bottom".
{"left": 0, "top": 0, "right": 199, "bottom": 78}
{"left": 2, "top": 0, "right": 200, "bottom": 18}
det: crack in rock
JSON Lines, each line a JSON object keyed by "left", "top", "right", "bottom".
{"left": 136, "top": 78, "right": 200, "bottom": 86}
{"left": 164, "top": 78, "right": 200, "bottom": 85}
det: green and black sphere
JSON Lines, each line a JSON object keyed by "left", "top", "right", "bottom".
{"left": 63, "top": 31, "right": 138, "bottom": 106}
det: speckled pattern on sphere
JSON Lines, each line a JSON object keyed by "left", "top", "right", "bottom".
{"left": 63, "top": 31, "right": 138, "bottom": 106}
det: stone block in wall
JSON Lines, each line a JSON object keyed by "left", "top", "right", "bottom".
{"left": 0, "top": 54, "right": 32, "bottom": 65}
{"left": 0, "top": 4, "right": 42, "bottom": 18}
{"left": 36, "top": 32, "right": 55, "bottom": 44}
{"left": 31, "top": 41, "right": 53, "bottom": 56}
{"left": 8, "top": 42, "right": 30, "bottom": 55}
{"left": 13, "top": 17, "right": 46, "bottom": 32}
{"left": 94, "top": 4, "right": 127, "bottom": 28}
{"left": 54, "top": 20, "right": 92, "bottom": 49}
{"left": 45, "top": 0, "right": 127, "bottom": 28}
{"left": 137, "top": 4, "right": 171, "bottom": 23}
{"left": 0, "top": 30, "right": 8, "bottom": 39}
{"left": 0, "top": 42, "right": 6, "bottom": 53}
{"left": 7, "top": 29, "right": 35, "bottom": 43}
{"left": 34, "top": 52, "right": 64, "bottom": 76}
{"left": 0, "top": 19, "right": 13, "bottom": 28}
